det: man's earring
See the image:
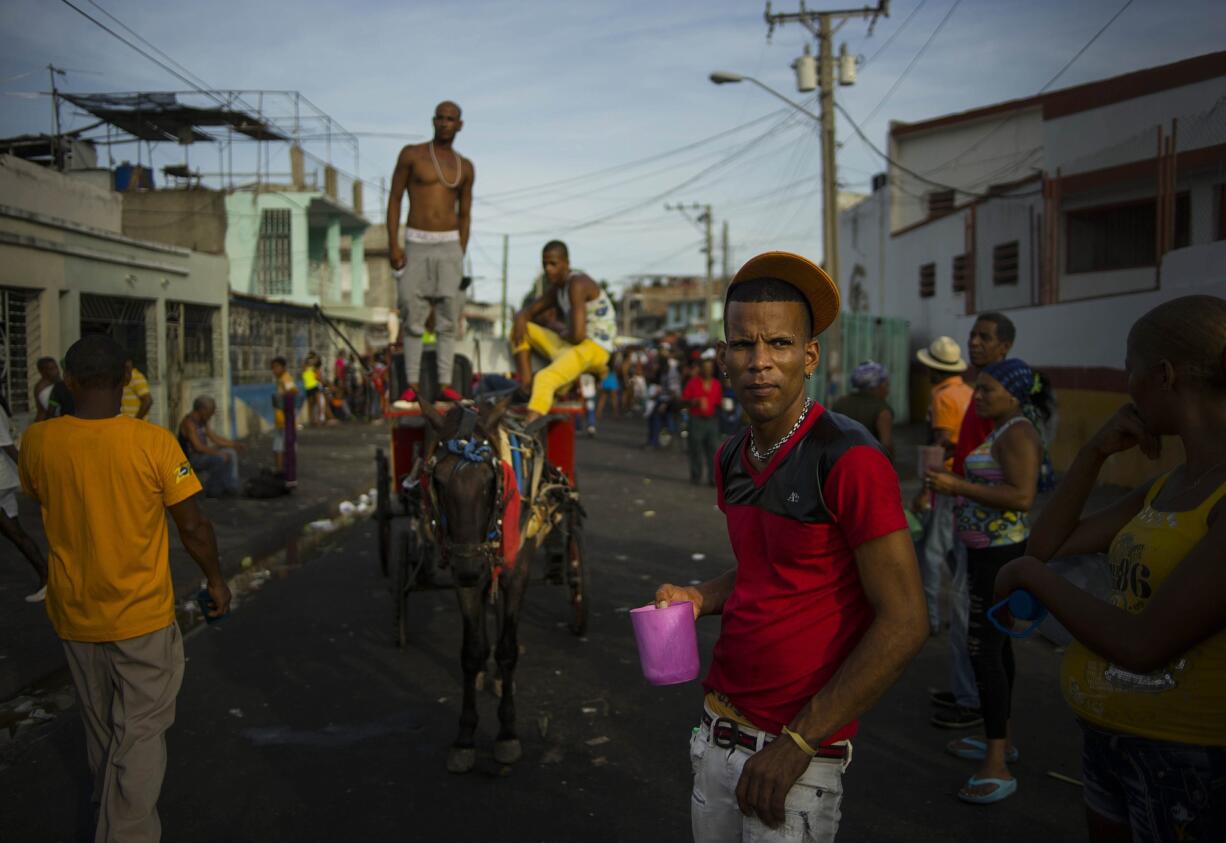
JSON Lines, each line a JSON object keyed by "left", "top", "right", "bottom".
{"left": 805, "top": 372, "right": 813, "bottom": 381}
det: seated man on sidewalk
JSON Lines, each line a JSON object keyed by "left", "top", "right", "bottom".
{"left": 511, "top": 240, "right": 618, "bottom": 423}
{"left": 178, "top": 396, "right": 245, "bottom": 498}
{"left": 19, "top": 333, "right": 230, "bottom": 842}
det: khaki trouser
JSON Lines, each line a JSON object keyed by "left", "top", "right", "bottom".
{"left": 63, "top": 623, "right": 185, "bottom": 843}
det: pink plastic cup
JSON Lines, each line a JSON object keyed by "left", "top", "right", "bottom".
{"left": 630, "top": 601, "right": 700, "bottom": 686}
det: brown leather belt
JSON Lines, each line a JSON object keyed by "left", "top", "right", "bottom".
{"left": 701, "top": 711, "right": 849, "bottom": 760}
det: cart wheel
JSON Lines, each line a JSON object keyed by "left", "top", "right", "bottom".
{"left": 392, "top": 519, "right": 416, "bottom": 648}
{"left": 565, "top": 522, "right": 589, "bottom": 636}
{"left": 375, "top": 449, "right": 392, "bottom": 578}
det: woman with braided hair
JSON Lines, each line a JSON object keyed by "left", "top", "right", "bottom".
{"left": 994, "top": 294, "right": 1226, "bottom": 841}
{"left": 926, "top": 357, "right": 1050, "bottom": 803}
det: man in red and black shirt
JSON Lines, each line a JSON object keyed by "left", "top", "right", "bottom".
{"left": 656, "top": 252, "right": 928, "bottom": 842}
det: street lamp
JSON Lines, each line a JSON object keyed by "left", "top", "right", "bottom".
{"left": 711, "top": 68, "right": 843, "bottom": 401}
{"left": 708, "top": 72, "right": 822, "bottom": 124}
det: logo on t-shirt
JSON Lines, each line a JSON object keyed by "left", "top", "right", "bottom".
{"left": 787, "top": 491, "right": 800, "bottom": 503}
{"left": 175, "top": 462, "right": 193, "bottom": 483}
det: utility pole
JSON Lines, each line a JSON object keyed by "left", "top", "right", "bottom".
{"left": 500, "top": 233, "right": 510, "bottom": 339}
{"left": 47, "top": 64, "right": 66, "bottom": 170}
{"left": 721, "top": 220, "right": 730, "bottom": 281}
{"left": 764, "top": 1, "right": 887, "bottom": 396}
{"left": 664, "top": 202, "right": 717, "bottom": 340}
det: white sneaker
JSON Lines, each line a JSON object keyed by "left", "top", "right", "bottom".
{"left": 25, "top": 585, "right": 46, "bottom": 603}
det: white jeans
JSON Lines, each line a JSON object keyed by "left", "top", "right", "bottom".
{"left": 690, "top": 720, "right": 850, "bottom": 842}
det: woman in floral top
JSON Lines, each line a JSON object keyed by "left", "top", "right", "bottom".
{"left": 926, "top": 358, "right": 1053, "bottom": 804}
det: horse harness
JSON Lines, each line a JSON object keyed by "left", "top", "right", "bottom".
{"left": 421, "top": 407, "right": 513, "bottom": 600}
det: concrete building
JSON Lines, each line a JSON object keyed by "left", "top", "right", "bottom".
{"left": 123, "top": 147, "right": 386, "bottom": 435}
{"left": 838, "top": 51, "right": 1226, "bottom": 485}
{"left": 619, "top": 275, "right": 724, "bottom": 342}
{"left": 0, "top": 154, "right": 230, "bottom": 432}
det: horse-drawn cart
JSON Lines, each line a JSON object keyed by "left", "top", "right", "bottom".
{"left": 373, "top": 400, "right": 590, "bottom": 646}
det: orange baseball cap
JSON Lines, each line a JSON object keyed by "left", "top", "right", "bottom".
{"left": 725, "top": 251, "right": 841, "bottom": 337}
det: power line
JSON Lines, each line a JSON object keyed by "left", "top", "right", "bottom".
{"left": 835, "top": 101, "right": 1040, "bottom": 199}
{"left": 859, "top": 0, "right": 963, "bottom": 128}
{"left": 82, "top": 0, "right": 214, "bottom": 93}
{"left": 621, "top": 238, "right": 708, "bottom": 279}
{"left": 499, "top": 109, "right": 807, "bottom": 238}
{"left": 916, "top": 0, "right": 1135, "bottom": 175}
{"left": 476, "top": 114, "right": 812, "bottom": 222}
{"left": 56, "top": 0, "right": 227, "bottom": 107}
{"left": 1038, "top": 0, "right": 1134, "bottom": 92}
{"left": 478, "top": 105, "right": 791, "bottom": 202}
{"left": 860, "top": 0, "right": 929, "bottom": 66}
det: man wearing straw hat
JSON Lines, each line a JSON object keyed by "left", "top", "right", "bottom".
{"left": 917, "top": 335, "right": 970, "bottom": 646}
{"left": 655, "top": 252, "right": 928, "bottom": 841}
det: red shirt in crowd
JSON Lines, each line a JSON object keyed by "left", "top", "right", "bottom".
{"left": 682, "top": 376, "right": 722, "bottom": 418}
{"left": 707, "top": 402, "right": 906, "bottom": 740}
{"left": 951, "top": 403, "right": 995, "bottom": 476}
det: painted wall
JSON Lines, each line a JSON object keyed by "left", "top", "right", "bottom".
{"left": 0, "top": 155, "right": 121, "bottom": 231}
{"left": 122, "top": 189, "right": 227, "bottom": 254}
{"left": 974, "top": 190, "right": 1042, "bottom": 312}
{"left": 0, "top": 156, "right": 231, "bottom": 433}
{"left": 225, "top": 191, "right": 313, "bottom": 304}
{"left": 837, "top": 188, "right": 889, "bottom": 314}
{"left": 226, "top": 190, "right": 370, "bottom": 313}
{"left": 1045, "top": 78, "right": 1226, "bottom": 173}
{"left": 889, "top": 106, "right": 1043, "bottom": 232}
{"left": 843, "top": 70, "right": 1226, "bottom": 488}
{"left": 884, "top": 209, "right": 968, "bottom": 340}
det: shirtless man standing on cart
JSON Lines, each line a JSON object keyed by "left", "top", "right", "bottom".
{"left": 386, "top": 100, "right": 475, "bottom": 406}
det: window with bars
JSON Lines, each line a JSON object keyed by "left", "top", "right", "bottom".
{"left": 81, "top": 294, "right": 149, "bottom": 373}
{"left": 254, "top": 209, "right": 293, "bottom": 295}
{"left": 927, "top": 190, "right": 955, "bottom": 216}
{"left": 993, "top": 241, "right": 1020, "bottom": 286}
{"left": 952, "top": 254, "right": 968, "bottom": 293}
{"left": 919, "top": 263, "right": 936, "bottom": 298}
{"left": 168, "top": 303, "right": 218, "bottom": 378}
{"left": 0, "top": 288, "right": 32, "bottom": 415}
{"left": 1066, "top": 194, "right": 1190, "bottom": 273}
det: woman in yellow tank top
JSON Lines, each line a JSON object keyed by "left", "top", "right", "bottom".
{"left": 995, "top": 295, "right": 1226, "bottom": 842}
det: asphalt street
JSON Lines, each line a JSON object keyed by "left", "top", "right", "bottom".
{"left": 2, "top": 416, "right": 1087, "bottom": 842}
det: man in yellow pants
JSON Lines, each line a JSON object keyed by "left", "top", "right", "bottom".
{"left": 512, "top": 241, "right": 618, "bottom": 422}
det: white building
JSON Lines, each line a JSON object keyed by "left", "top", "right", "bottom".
{"left": 838, "top": 51, "right": 1226, "bottom": 485}
{"left": 0, "top": 154, "right": 230, "bottom": 432}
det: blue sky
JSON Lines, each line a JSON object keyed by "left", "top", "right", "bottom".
{"left": 2, "top": 0, "right": 1224, "bottom": 304}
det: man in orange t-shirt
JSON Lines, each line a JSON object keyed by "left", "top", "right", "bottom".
{"left": 19, "top": 334, "right": 230, "bottom": 842}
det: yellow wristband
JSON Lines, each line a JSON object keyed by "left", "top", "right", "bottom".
{"left": 781, "top": 726, "right": 818, "bottom": 757}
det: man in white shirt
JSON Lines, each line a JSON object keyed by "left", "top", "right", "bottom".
{"left": 0, "top": 401, "right": 49, "bottom": 601}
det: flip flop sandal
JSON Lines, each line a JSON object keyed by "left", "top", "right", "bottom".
{"left": 946, "top": 737, "right": 1019, "bottom": 763}
{"left": 957, "top": 776, "right": 1017, "bottom": 805}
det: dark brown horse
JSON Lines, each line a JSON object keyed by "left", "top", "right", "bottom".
{"left": 419, "top": 397, "right": 531, "bottom": 773}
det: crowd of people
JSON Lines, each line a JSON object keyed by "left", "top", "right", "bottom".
{"left": 5, "top": 93, "right": 1223, "bottom": 843}
{"left": 649, "top": 253, "right": 1226, "bottom": 840}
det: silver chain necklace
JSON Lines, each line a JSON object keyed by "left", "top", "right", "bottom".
{"left": 749, "top": 399, "right": 813, "bottom": 462}
{"left": 428, "top": 142, "right": 463, "bottom": 189}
